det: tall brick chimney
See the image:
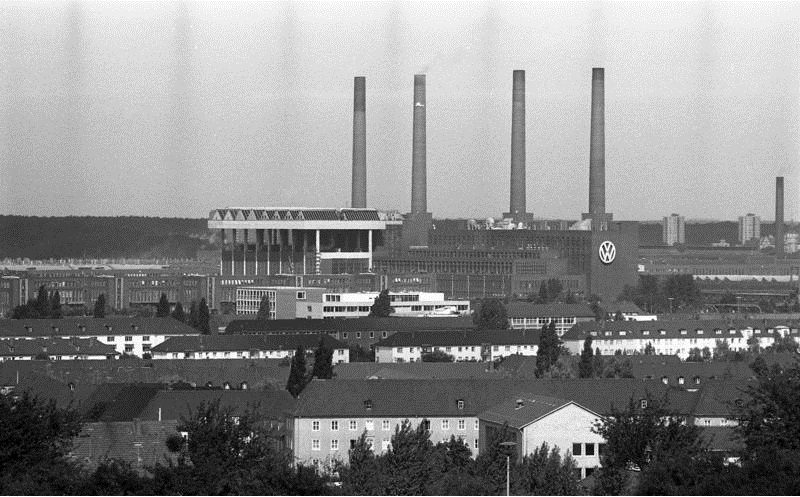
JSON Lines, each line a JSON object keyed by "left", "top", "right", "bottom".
{"left": 351, "top": 77, "right": 367, "bottom": 208}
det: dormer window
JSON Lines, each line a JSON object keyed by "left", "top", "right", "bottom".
{"left": 604, "top": 331, "right": 612, "bottom": 336}
{"left": 729, "top": 330, "right": 736, "bottom": 335}
{"left": 364, "top": 400, "right": 373, "bottom": 410}
{"left": 715, "top": 330, "right": 722, "bottom": 335}
{"left": 696, "top": 330, "right": 703, "bottom": 335}
{"left": 694, "top": 376, "right": 700, "bottom": 385}
{"left": 78, "top": 325, "right": 86, "bottom": 332}
{"left": 680, "top": 330, "right": 687, "bottom": 335}
{"left": 51, "top": 326, "right": 59, "bottom": 333}
{"left": 755, "top": 329, "right": 761, "bottom": 334}
{"left": 642, "top": 331, "right": 650, "bottom": 336}
{"left": 619, "top": 331, "right": 627, "bottom": 336}
{"left": 659, "top": 330, "right": 666, "bottom": 335}
{"left": 640, "top": 399, "right": 648, "bottom": 409}
{"left": 590, "top": 331, "right": 597, "bottom": 337}
{"left": 457, "top": 400, "right": 465, "bottom": 410}
{"left": 661, "top": 376, "right": 668, "bottom": 385}
{"left": 131, "top": 325, "right": 139, "bottom": 331}
{"left": 678, "top": 376, "right": 685, "bottom": 385}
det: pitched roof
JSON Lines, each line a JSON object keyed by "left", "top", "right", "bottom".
{"left": 137, "top": 390, "right": 296, "bottom": 421}
{"left": 630, "top": 359, "right": 754, "bottom": 382}
{"left": 0, "top": 338, "right": 117, "bottom": 357}
{"left": 333, "top": 362, "right": 499, "bottom": 380}
{"left": 691, "top": 379, "right": 754, "bottom": 417}
{"left": 479, "top": 394, "right": 577, "bottom": 428}
{"left": 80, "top": 383, "right": 164, "bottom": 422}
{"left": 506, "top": 303, "right": 595, "bottom": 319}
{"left": 151, "top": 333, "right": 345, "bottom": 353}
{"left": 225, "top": 317, "right": 476, "bottom": 334}
{"left": 374, "top": 329, "right": 541, "bottom": 347}
{"left": 561, "top": 319, "right": 796, "bottom": 342}
{"left": 0, "top": 317, "right": 200, "bottom": 338}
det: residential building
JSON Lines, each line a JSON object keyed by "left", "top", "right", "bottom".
{"left": 505, "top": 303, "right": 596, "bottom": 335}
{"left": 738, "top": 214, "right": 761, "bottom": 244}
{"left": 562, "top": 319, "right": 799, "bottom": 360}
{"left": 151, "top": 334, "right": 349, "bottom": 362}
{"left": 662, "top": 214, "right": 685, "bottom": 246}
{"left": 479, "top": 395, "right": 605, "bottom": 480}
{"left": 333, "top": 362, "right": 499, "bottom": 380}
{"left": 235, "top": 287, "right": 470, "bottom": 319}
{"left": 0, "top": 318, "right": 200, "bottom": 358}
{"left": 601, "top": 301, "right": 657, "bottom": 322}
{"left": 0, "top": 337, "right": 117, "bottom": 362}
{"left": 373, "top": 329, "right": 543, "bottom": 363}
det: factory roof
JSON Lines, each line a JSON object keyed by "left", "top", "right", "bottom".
{"left": 0, "top": 318, "right": 201, "bottom": 338}
{"left": 151, "top": 333, "right": 346, "bottom": 353}
{"left": 506, "top": 302, "right": 595, "bottom": 319}
{"left": 208, "top": 208, "right": 384, "bottom": 228}
{"left": 373, "top": 329, "right": 542, "bottom": 348}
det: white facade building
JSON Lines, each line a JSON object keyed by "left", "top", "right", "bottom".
{"left": 738, "top": 214, "right": 761, "bottom": 244}
{"left": 662, "top": 214, "right": 685, "bottom": 246}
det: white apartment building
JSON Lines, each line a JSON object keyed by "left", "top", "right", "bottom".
{"left": 662, "top": 214, "right": 686, "bottom": 246}
{"left": 738, "top": 214, "right": 761, "bottom": 244}
{"left": 373, "top": 329, "right": 541, "bottom": 363}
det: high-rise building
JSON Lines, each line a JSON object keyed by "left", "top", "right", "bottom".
{"left": 738, "top": 213, "right": 761, "bottom": 244}
{"left": 662, "top": 214, "right": 685, "bottom": 246}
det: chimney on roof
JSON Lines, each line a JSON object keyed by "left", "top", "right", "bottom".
{"left": 352, "top": 76, "right": 367, "bottom": 208}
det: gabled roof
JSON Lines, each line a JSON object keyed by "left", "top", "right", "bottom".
{"left": 137, "top": 390, "right": 296, "bottom": 421}
{"left": 80, "top": 383, "right": 164, "bottom": 422}
{"left": 333, "top": 362, "right": 498, "bottom": 380}
{"left": 479, "top": 394, "right": 592, "bottom": 429}
{"left": 562, "top": 319, "right": 794, "bottom": 342}
{"left": 225, "top": 317, "right": 476, "bottom": 334}
{"left": 506, "top": 303, "right": 595, "bottom": 319}
{"left": 630, "top": 359, "right": 754, "bottom": 382}
{"left": 373, "top": 329, "right": 541, "bottom": 348}
{"left": 151, "top": 333, "right": 345, "bottom": 353}
{"left": 0, "top": 338, "right": 116, "bottom": 357}
{"left": 0, "top": 317, "right": 200, "bottom": 338}
{"left": 340, "top": 209, "right": 381, "bottom": 221}
{"left": 691, "top": 378, "right": 754, "bottom": 417}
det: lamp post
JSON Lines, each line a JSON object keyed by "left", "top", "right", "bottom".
{"left": 499, "top": 441, "right": 517, "bottom": 496}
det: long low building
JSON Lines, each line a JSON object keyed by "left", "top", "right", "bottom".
{"left": 505, "top": 303, "right": 596, "bottom": 335}
{"left": 373, "top": 329, "right": 542, "bottom": 363}
{"left": 562, "top": 319, "right": 800, "bottom": 360}
{"left": 0, "top": 318, "right": 200, "bottom": 358}
{"left": 0, "top": 337, "right": 117, "bottom": 361}
{"left": 151, "top": 333, "right": 349, "bottom": 362}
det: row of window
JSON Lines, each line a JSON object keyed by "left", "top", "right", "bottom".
{"left": 572, "top": 442, "right": 605, "bottom": 457}
{"left": 312, "top": 418, "right": 478, "bottom": 432}
{"left": 311, "top": 437, "right": 479, "bottom": 452}
{"left": 323, "top": 306, "right": 372, "bottom": 313}
{"left": 341, "top": 331, "right": 388, "bottom": 340}
{"left": 107, "top": 336, "right": 150, "bottom": 342}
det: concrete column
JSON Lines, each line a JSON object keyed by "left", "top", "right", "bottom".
{"left": 242, "top": 229, "right": 247, "bottom": 276}
{"left": 266, "top": 231, "right": 271, "bottom": 276}
{"left": 368, "top": 230, "right": 373, "bottom": 271}
{"left": 303, "top": 231, "right": 308, "bottom": 275}
{"left": 230, "top": 229, "right": 235, "bottom": 276}
{"left": 316, "top": 230, "right": 321, "bottom": 275}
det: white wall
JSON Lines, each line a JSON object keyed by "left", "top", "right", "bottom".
{"left": 522, "top": 403, "right": 604, "bottom": 473}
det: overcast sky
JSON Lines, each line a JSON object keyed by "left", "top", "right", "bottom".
{"left": 1, "top": 1, "right": 799, "bottom": 221}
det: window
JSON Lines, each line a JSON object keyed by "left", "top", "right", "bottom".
{"left": 703, "top": 419, "right": 712, "bottom": 426}
{"left": 142, "top": 336, "right": 150, "bottom": 342}
{"left": 365, "top": 420, "right": 374, "bottom": 431}
{"left": 457, "top": 400, "right": 465, "bottom": 410}
{"left": 364, "top": 400, "right": 373, "bottom": 410}
{"left": 349, "top": 420, "right": 357, "bottom": 431}
{"left": 458, "top": 419, "right": 465, "bottom": 430}
{"left": 382, "top": 331, "right": 388, "bottom": 338}
{"left": 382, "top": 440, "right": 391, "bottom": 451}
{"left": 297, "top": 291, "right": 306, "bottom": 300}
{"left": 474, "top": 439, "right": 479, "bottom": 449}
{"left": 307, "top": 306, "right": 312, "bottom": 312}
{"left": 125, "top": 336, "right": 133, "bottom": 342}
{"left": 331, "top": 420, "right": 339, "bottom": 431}
{"left": 441, "top": 420, "right": 450, "bottom": 430}
{"left": 369, "top": 332, "right": 374, "bottom": 339}
{"left": 585, "top": 443, "right": 595, "bottom": 456}
{"left": 356, "top": 332, "right": 362, "bottom": 339}
{"left": 382, "top": 420, "right": 391, "bottom": 431}
{"left": 312, "top": 421, "right": 320, "bottom": 431}
{"left": 421, "top": 420, "right": 431, "bottom": 431}
{"left": 343, "top": 333, "right": 348, "bottom": 339}
{"left": 474, "top": 420, "right": 479, "bottom": 430}
{"left": 678, "top": 376, "right": 685, "bottom": 385}
{"left": 585, "top": 467, "right": 596, "bottom": 478}
{"left": 331, "top": 439, "right": 339, "bottom": 450}
{"left": 640, "top": 399, "right": 648, "bottom": 409}
{"left": 573, "top": 443, "right": 582, "bottom": 456}
{"left": 397, "top": 347, "right": 403, "bottom": 353}
{"left": 124, "top": 345, "right": 134, "bottom": 353}
{"left": 312, "top": 440, "right": 320, "bottom": 451}
{"left": 107, "top": 336, "right": 115, "bottom": 342}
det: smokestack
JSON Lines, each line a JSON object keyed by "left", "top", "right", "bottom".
{"left": 351, "top": 77, "right": 367, "bottom": 208}
{"left": 509, "top": 70, "right": 526, "bottom": 216}
{"left": 776, "top": 176, "right": 784, "bottom": 257}
{"left": 589, "top": 68, "right": 605, "bottom": 217}
{"left": 411, "top": 74, "right": 427, "bottom": 215}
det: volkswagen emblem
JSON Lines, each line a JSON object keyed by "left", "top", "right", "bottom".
{"left": 599, "top": 241, "right": 616, "bottom": 264}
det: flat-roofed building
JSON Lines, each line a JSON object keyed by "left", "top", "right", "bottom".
{"left": 151, "top": 333, "right": 349, "bottom": 362}
{"left": 506, "top": 303, "right": 596, "bottom": 335}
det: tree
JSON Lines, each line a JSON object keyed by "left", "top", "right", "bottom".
{"left": 546, "top": 278, "right": 564, "bottom": 303}
{"left": 421, "top": 350, "right": 454, "bottom": 362}
{"left": 49, "top": 290, "right": 63, "bottom": 319}
{"left": 473, "top": 298, "right": 509, "bottom": 330}
{"left": 35, "top": 285, "right": 50, "bottom": 317}
{"left": 686, "top": 347, "right": 704, "bottom": 362}
{"left": 286, "top": 344, "right": 309, "bottom": 397}
{"left": 767, "top": 333, "right": 798, "bottom": 354}
{"left": 599, "top": 356, "right": 635, "bottom": 379}
{"left": 538, "top": 281, "right": 550, "bottom": 304}
{"left": 588, "top": 294, "right": 605, "bottom": 321}
{"left": 11, "top": 299, "right": 41, "bottom": 319}
{"left": 644, "top": 342, "right": 655, "bottom": 355}
{"left": 369, "top": 289, "right": 394, "bottom": 317}
{"left": 515, "top": 443, "right": 579, "bottom": 495}
{"left": 166, "top": 302, "right": 184, "bottom": 323}
{"left": 613, "top": 310, "right": 625, "bottom": 321}
{"left": 349, "top": 344, "right": 375, "bottom": 362}
{"left": 187, "top": 300, "right": 199, "bottom": 329}
{"left": 475, "top": 422, "right": 518, "bottom": 495}
{"left": 156, "top": 293, "right": 171, "bottom": 318}
{"left": 0, "top": 391, "right": 85, "bottom": 494}
{"left": 93, "top": 293, "right": 106, "bottom": 318}
{"left": 198, "top": 298, "right": 211, "bottom": 334}
{"left": 256, "top": 295, "right": 271, "bottom": 321}
{"left": 578, "top": 336, "right": 594, "bottom": 378}
{"left": 592, "top": 392, "right": 715, "bottom": 495}
{"left": 311, "top": 338, "right": 334, "bottom": 380}
{"left": 339, "top": 432, "right": 383, "bottom": 495}
{"left": 536, "top": 321, "right": 561, "bottom": 376}
{"left": 383, "top": 419, "right": 436, "bottom": 495}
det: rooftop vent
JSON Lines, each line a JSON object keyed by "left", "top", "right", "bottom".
{"left": 515, "top": 399, "right": 525, "bottom": 409}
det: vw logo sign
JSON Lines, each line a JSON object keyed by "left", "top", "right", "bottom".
{"left": 599, "top": 241, "right": 616, "bottom": 264}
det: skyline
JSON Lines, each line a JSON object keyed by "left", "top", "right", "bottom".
{"left": 1, "top": 1, "right": 798, "bottom": 221}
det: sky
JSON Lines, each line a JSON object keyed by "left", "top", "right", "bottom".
{"left": 1, "top": 0, "right": 799, "bottom": 222}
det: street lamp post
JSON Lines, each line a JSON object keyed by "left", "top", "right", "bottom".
{"left": 499, "top": 441, "right": 517, "bottom": 496}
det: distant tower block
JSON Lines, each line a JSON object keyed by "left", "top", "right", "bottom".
{"left": 351, "top": 77, "right": 367, "bottom": 208}
{"left": 583, "top": 67, "right": 612, "bottom": 231}
{"left": 504, "top": 70, "right": 533, "bottom": 224}
{"left": 775, "top": 176, "right": 785, "bottom": 257}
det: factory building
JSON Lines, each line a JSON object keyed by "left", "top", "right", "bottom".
{"left": 204, "top": 69, "right": 638, "bottom": 304}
